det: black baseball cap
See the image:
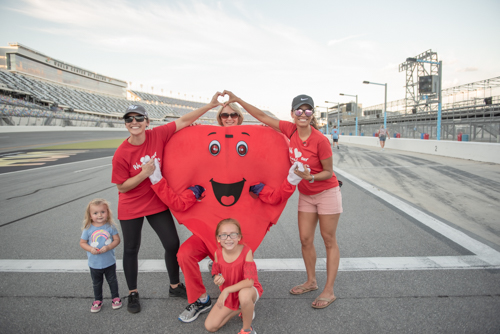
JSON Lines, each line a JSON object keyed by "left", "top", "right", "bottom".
{"left": 292, "top": 94, "right": 314, "bottom": 110}
{"left": 123, "top": 105, "right": 148, "bottom": 119}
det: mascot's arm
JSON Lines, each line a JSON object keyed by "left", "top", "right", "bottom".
{"left": 151, "top": 178, "right": 198, "bottom": 212}
{"left": 251, "top": 161, "right": 303, "bottom": 204}
{"left": 254, "top": 178, "right": 296, "bottom": 205}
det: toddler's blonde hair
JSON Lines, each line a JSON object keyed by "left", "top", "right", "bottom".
{"left": 81, "top": 198, "right": 116, "bottom": 231}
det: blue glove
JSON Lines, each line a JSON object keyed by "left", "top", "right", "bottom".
{"left": 249, "top": 183, "right": 265, "bottom": 196}
{"left": 188, "top": 185, "right": 205, "bottom": 199}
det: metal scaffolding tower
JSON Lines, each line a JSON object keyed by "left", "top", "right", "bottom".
{"left": 399, "top": 49, "right": 440, "bottom": 115}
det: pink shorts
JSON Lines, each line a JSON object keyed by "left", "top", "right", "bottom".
{"left": 298, "top": 186, "right": 343, "bottom": 215}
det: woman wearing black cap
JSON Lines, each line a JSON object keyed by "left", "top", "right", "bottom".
{"left": 221, "top": 90, "right": 342, "bottom": 309}
{"left": 112, "top": 92, "right": 223, "bottom": 313}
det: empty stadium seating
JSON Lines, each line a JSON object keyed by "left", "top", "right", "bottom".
{"left": 0, "top": 69, "right": 277, "bottom": 126}
{"left": 0, "top": 70, "right": 178, "bottom": 120}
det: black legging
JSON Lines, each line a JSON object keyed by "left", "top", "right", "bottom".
{"left": 120, "top": 210, "right": 180, "bottom": 291}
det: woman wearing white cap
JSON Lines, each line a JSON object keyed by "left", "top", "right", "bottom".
{"left": 112, "top": 92, "right": 223, "bottom": 314}
{"left": 221, "top": 90, "right": 342, "bottom": 309}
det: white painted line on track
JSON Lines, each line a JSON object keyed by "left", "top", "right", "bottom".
{"left": 1, "top": 256, "right": 499, "bottom": 273}
{"left": 73, "top": 164, "right": 111, "bottom": 173}
{"left": 344, "top": 164, "right": 443, "bottom": 169}
{"left": 334, "top": 166, "right": 500, "bottom": 267}
{"left": 0, "top": 156, "right": 113, "bottom": 176}
{"left": 2, "top": 163, "right": 499, "bottom": 273}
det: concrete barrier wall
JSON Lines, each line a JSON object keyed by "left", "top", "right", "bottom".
{"left": 336, "top": 135, "right": 500, "bottom": 164}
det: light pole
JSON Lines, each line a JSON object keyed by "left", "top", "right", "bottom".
{"left": 325, "top": 101, "right": 342, "bottom": 132}
{"left": 363, "top": 81, "right": 387, "bottom": 128}
{"left": 339, "top": 93, "right": 358, "bottom": 136}
{"left": 315, "top": 105, "right": 329, "bottom": 134}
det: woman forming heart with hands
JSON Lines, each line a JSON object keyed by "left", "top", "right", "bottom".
{"left": 221, "top": 90, "right": 343, "bottom": 310}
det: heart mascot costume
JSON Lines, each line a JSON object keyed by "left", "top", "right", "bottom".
{"left": 151, "top": 125, "right": 296, "bottom": 303}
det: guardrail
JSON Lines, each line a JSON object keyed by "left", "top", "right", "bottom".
{"left": 334, "top": 135, "right": 500, "bottom": 164}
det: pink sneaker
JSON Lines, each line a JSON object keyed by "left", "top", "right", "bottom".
{"left": 91, "top": 301, "right": 102, "bottom": 313}
{"left": 112, "top": 297, "right": 122, "bottom": 310}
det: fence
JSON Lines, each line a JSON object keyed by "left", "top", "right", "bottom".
{"left": 328, "top": 96, "right": 500, "bottom": 143}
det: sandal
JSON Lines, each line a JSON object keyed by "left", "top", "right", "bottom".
{"left": 289, "top": 284, "right": 319, "bottom": 295}
{"left": 311, "top": 297, "right": 337, "bottom": 309}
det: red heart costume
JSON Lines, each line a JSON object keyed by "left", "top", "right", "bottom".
{"left": 151, "top": 125, "right": 295, "bottom": 303}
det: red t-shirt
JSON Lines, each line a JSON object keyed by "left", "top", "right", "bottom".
{"left": 112, "top": 122, "right": 176, "bottom": 220}
{"left": 211, "top": 245, "right": 263, "bottom": 311}
{"left": 279, "top": 121, "right": 339, "bottom": 195}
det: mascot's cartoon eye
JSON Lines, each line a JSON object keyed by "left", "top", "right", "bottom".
{"left": 209, "top": 140, "right": 221, "bottom": 156}
{"left": 236, "top": 141, "right": 248, "bottom": 156}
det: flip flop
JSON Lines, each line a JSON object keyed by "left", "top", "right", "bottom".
{"left": 311, "top": 297, "right": 337, "bottom": 309}
{"left": 289, "top": 284, "right": 319, "bottom": 295}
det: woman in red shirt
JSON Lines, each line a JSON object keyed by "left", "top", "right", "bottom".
{"left": 112, "top": 92, "right": 223, "bottom": 313}
{"left": 221, "top": 90, "right": 342, "bottom": 309}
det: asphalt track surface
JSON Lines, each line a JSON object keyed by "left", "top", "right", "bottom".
{"left": 0, "top": 131, "right": 499, "bottom": 333}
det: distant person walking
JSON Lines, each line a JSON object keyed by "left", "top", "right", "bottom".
{"left": 377, "top": 125, "right": 389, "bottom": 151}
{"left": 331, "top": 126, "right": 340, "bottom": 149}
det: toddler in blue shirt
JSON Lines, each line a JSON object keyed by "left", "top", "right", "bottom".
{"left": 80, "top": 198, "right": 121, "bottom": 313}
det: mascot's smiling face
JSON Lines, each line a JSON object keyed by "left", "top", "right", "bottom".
{"left": 207, "top": 130, "right": 250, "bottom": 206}
{"left": 162, "top": 125, "right": 290, "bottom": 254}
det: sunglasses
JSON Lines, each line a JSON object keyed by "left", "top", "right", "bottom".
{"left": 220, "top": 113, "right": 239, "bottom": 120}
{"left": 294, "top": 109, "right": 314, "bottom": 117}
{"left": 124, "top": 115, "right": 146, "bottom": 123}
{"left": 218, "top": 232, "right": 239, "bottom": 240}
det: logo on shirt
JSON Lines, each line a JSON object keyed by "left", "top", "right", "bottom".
{"left": 133, "top": 152, "right": 159, "bottom": 170}
{"left": 90, "top": 229, "right": 111, "bottom": 248}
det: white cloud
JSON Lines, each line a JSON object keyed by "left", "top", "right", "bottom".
{"left": 8, "top": 0, "right": 339, "bottom": 118}
{"left": 457, "top": 67, "right": 479, "bottom": 72}
{"left": 6, "top": 0, "right": 497, "bottom": 119}
{"left": 14, "top": 0, "right": 321, "bottom": 65}
{"left": 327, "top": 34, "right": 365, "bottom": 46}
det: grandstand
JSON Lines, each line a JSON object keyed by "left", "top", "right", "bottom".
{"left": 0, "top": 43, "right": 275, "bottom": 128}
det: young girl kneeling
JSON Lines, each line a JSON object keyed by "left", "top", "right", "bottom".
{"left": 205, "top": 219, "right": 262, "bottom": 334}
{"left": 80, "top": 199, "right": 121, "bottom": 313}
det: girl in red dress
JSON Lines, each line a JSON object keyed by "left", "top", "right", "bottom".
{"left": 205, "top": 219, "right": 263, "bottom": 334}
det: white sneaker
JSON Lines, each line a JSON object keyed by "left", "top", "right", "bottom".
{"left": 178, "top": 296, "right": 212, "bottom": 323}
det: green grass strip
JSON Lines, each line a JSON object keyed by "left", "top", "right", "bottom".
{"left": 36, "top": 138, "right": 125, "bottom": 150}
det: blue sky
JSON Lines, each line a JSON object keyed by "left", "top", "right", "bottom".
{"left": 1, "top": 0, "right": 499, "bottom": 119}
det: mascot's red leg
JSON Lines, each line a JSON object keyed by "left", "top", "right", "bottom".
{"left": 177, "top": 234, "right": 214, "bottom": 304}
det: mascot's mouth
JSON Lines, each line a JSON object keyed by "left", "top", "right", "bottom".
{"left": 210, "top": 178, "right": 246, "bottom": 207}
